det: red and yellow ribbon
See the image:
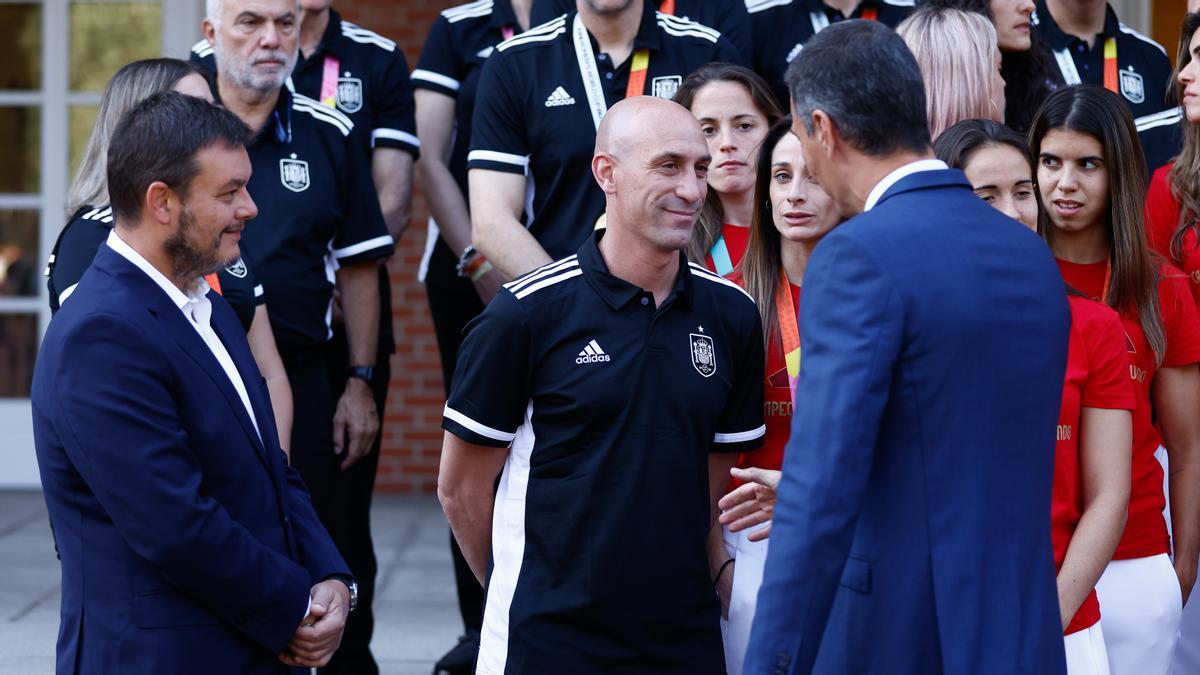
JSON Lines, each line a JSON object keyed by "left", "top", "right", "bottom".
{"left": 773, "top": 268, "right": 801, "bottom": 406}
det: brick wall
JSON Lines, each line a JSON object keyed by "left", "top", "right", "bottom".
{"left": 338, "top": 0, "right": 457, "bottom": 493}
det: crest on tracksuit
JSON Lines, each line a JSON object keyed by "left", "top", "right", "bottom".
{"left": 279, "top": 155, "right": 310, "bottom": 193}
{"left": 336, "top": 77, "right": 364, "bottom": 113}
{"left": 225, "top": 258, "right": 248, "bottom": 279}
{"left": 690, "top": 332, "right": 716, "bottom": 377}
{"left": 1120, "top": 69, "right": 1145, "bottom": 104}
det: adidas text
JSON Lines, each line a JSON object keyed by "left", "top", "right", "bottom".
{"left": 545, "top": 86, "right": 576, "bottom": 107}
{"left": 576, "top": 353, "right": 611, "bottom": 364}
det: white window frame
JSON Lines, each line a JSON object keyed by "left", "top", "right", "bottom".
{"left": 0, "top": 0, "right": 204, "bottom": 487}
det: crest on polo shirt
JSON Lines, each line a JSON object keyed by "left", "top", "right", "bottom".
{"left": 225, "top": 258, "right": 248, "bottom": 279}
{"left": 1120, "top": 69, "right": 1145, "bottom": 104}
{"left": 280, "top": 153, "right": 310, "bottom": 193}
{"left": 690, "top": 331, "right": 716, "bottom": 377}
{"left": 652, "top": 75, "right": 682, "bottom": 100}
{"left": 336, "top": 75, "right": 364, "bottom": 113}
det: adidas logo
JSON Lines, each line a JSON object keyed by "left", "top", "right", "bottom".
{"left": 575, "top": 339, "right": 611, "bottom": 364}
{"left": 544, "top": 86, "right": 576, "bottom": 108}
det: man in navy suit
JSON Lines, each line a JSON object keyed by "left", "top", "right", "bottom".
{"left": 743, "top": 20, "right": 1071, "bottom": 675}
{"left": 31, "top": 92, "right": 354, "bottom": 674}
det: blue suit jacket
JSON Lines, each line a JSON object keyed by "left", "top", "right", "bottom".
{"left": 31, "top": 245, "right": 349, "bottom": 674}
{"left": 743, "top": 169, "right": 1070, "bottom": 675}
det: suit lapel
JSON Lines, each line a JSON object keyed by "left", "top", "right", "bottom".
{"left": 208, "top": 297, "right": 286, "bottom": 467}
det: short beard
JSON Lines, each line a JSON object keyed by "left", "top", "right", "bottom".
{"left": 213, "top": 35, "right": 294, "bottom": 93}
{"left": 165, "top": 204, "right": 235, "bottom": 283}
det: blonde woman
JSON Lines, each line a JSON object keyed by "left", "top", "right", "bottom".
{"left": 897, "top": 7, "right": 1006, "bottom": 140}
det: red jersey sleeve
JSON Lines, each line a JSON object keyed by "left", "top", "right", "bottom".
{"left": 1079, "top": 299, "right": 1136, "bottom": 410}
{"left": 1159, "top": 262, "right": 1200, "bottom": 368}
{"left": 1146, "top": 164, "right": 1179, "bottom": 260}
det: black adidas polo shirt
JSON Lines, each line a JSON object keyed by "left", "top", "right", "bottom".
{"left": 442, "top": 231, "right": 764, "bottom": 674}
{"left": 413, "top": 0, "right": 525, "bottom": 288}
{"left": 210, "top": 82, "right": 392, "bottom": 355}
{"left": 1033, "top": 1, "right": 1173, "bottom": 122}
{"left": 531, "top": 0, "right": 752, "bottom": 60}
{"left": 467, "top": 5, "right": 740, "bottom": 261}
{"left": 45, "top": 205, "right": 263, "bottom": 331}
{"left": 746, "top": 0, "right": 914, "bottom": 105}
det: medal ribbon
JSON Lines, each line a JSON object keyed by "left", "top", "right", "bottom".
{"left": 1103, "top": 38, "right": 1118, "bottom": 94}
{"left": 501, "top": 25, "right": 515, "bottom": 40}
{"left": 709, "top": 237, "right": 734, "bottom": 275}
{"left": 204, "top": 273, "right": 223, "bottom": 296}
{"left": 320, "top": 55, "right": 340, "bottom": 108}
{"left": 773, "top": 268, "right": 801, "bottom": 406}
{"left": 659, "top": 0, "right": 675, "bottom": 15}
{"left": 861, "top": 7, "right": 877, "bottom": 21}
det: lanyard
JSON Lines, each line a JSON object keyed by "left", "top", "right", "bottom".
{"left": 573, "top": 13, "right": 651, "bottom": 130}
{"left": 1054, "top": 37, "right": 1117, "bottom": 90}
{"left": 773, "top": 268, "right": 801, "bottom": 406}
{"left": 501, "top": 25, "right": 515, "bottom": 40}
{"left": 319, "top": 55, "right": 340, "bottom": 108}
{"left": 1101, "top": 258, "right": 1112, "bottom": 303}
{"left": 709, "top": 237, "right": 734, "bottom": 275}
{"left": 1102, "top": 37, "right": 1118, "bottom": 94}
{"left": 204, "top": 273, "right": 224, "bottom": 296}
{"left": 659, "top": 0, "right": 675, "bottom": 15}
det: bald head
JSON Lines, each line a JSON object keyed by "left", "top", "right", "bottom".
{"left": 595, "top": 96, "right": 703, "bottom": 160}
{"left": 591, "top": 96, "right": 710, "bottom": 253}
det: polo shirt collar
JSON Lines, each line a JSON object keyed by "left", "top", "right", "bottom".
{"left": 634, "top": 0, "right": 663, "bottom": 52}
{"left": 488, "top": 0, "right": 518, "bottom": 30}
{"left": 1035, "top": 1, "right": 1120, "bottom": 49}
{"left": 578, "top": 230, "right": 693, "bottom": 309}
{"left": 804, "top": 0, "right": 872, "bottom": 18}
{"left": 314, "top": 8, "right": 346, "bottom": 60}
{"left": 209, "top": 76, "right": 293, "bottom": 146}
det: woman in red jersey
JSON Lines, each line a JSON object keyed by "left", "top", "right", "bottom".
{"left": 938, "top": 118, "right": 1133, "bottom": 674}
{"left": 1147, "top": 13, "right": 1200, "bottom": 309}
{"left": 1031, "top": 86, "right": 1200, "bottom": 675}
{"left": 709, "top": 116, "right": 842, "bottom": 675}
{"left": 1145, "top": 13, "right": 1200, "bottom": 673}
{"left": 673, "top": 64, "right": 782, "bottom": 275}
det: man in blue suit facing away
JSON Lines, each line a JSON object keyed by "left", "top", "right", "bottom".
{"left": 743, "top": 20, "right": 1071, "bottom": 675}
{"left": 31, "top": 92, "right": 354, "bottom": 674}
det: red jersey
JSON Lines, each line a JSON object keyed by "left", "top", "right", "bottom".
{"left": 1145, "top": 163, "right": 1200, "bottom": 309}
{"left": 727, "top": 275, "right": 800, "bottom": 483}
{"left": 1056, "top": 295, "right": 1136, "bottom": 634}
{"left": 703, "top": 223, "right": 751, "bottom": 273}
{"left": 1056, "top": 258, "right": 1200, "bottom": 559}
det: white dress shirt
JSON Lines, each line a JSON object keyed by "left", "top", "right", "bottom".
{"left": 106, "top": 230, "right": 261, "bottom": 441}
{"left": 863, "top": 158, "right": 949, "bottom": 212}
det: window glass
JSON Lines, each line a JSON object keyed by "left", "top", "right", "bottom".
{"left": 0, "top": 107, "right": 40, "bottom": 193}
{"left": 70, "top": 3, "right": 162, "bottom": 92}
{"left": 0, "top": 4, "right": 42, "bottom": 91}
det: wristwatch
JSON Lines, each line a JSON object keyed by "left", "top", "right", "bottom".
{"left": 456, "top": 245, "right": 479, "bottom": 277}
{"left": 346, "top": 365, "right": 375, "bottom": 383}
{"left": 329, "top": 576, "right": 358, "bottom": 613}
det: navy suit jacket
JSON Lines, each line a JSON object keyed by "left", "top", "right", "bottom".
{"left": 744, "top": 169, "right": 1070, "bottom": 675}
{"left": 31, "top": 245, "right": 349, "bottom": 674}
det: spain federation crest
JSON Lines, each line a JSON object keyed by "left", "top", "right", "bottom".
{"left": 690, "top": 332, "right": 716, "bottom": 378}
{"left": 336, "top": 77, "right": 363, "bottom": 113}
{"left": 225, "top": 258, "right": 248, "bottom": 279}
{"left": 279, "top": 155, "right": 310, "bottom": 193}
{"left": 652, "top": 75, "right": 682, "bottom": 100}
{"left": 1119, "top": 69, "right": 1145, "bottom": 104}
